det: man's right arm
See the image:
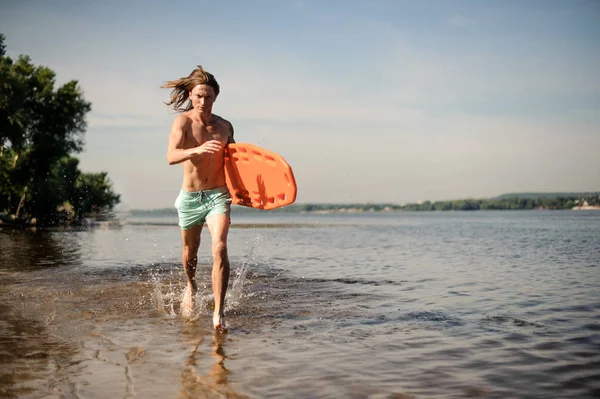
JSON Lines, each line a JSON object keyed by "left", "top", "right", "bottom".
{"left": 166, "top": 115, "right": 221, "bottom": 165}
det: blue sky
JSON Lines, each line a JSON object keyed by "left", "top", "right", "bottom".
{"left": 2, "top": 0, "right": 599, "bottom": 209}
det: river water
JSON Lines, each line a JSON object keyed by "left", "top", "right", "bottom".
{"left": 1, "top": 210, "right": 599, "bottom": 398}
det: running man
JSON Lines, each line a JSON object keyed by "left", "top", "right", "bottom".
{"left": 163, "top": 65, "right": 235, "bottom": 330}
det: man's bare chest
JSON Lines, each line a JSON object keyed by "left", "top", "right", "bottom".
{"left": 183, "top": 123, "right": 228, "bottom": 146}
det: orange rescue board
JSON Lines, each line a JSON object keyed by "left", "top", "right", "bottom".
{"left": 224, "top": 143, "right": 297, "bottom": 210}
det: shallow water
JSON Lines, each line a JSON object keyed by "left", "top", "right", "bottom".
{"left": 1, "top": 210, "right": 599, "bottom": 398}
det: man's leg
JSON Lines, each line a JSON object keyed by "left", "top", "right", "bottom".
{"left": 206, "top": 214, "right": 230, "bottom": 329}
{"left": 181, "top": 224, "right": 202, "bottom": 317}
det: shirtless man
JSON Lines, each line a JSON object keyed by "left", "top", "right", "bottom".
{"left": 162, "top": 65, "right": 234, "bottom": 330}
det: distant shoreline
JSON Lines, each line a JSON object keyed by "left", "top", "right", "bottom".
{"left": 126, "top": 191, "right": 600, "bottom": 215}
{"left": 4, "top": 204, "right": 599, "bottom": 230}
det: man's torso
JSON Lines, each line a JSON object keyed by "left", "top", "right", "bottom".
{"left": 180, "top": 112, "right": 232, "bottom": 192}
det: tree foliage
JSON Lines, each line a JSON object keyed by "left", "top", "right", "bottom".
{"left": 0, "top": 34, "right": 120, "bottom": 226}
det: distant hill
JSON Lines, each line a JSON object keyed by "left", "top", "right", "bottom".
{"left": 492, "top": 192, "right": 600, "bottom": 200}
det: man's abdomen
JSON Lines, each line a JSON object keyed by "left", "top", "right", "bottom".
{"left": 181, "top": 161, "right": 226, "bottom": 192}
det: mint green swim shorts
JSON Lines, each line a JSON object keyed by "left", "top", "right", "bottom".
{"left": 174, "top": 186, "right": 232, "bottom": 230}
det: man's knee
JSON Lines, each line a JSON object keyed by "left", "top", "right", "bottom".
{"left": 212, "top": 241, "right": 227, "bottom": 259}
{"left": 183, "top": 243, "right": 199, "bottom": 260}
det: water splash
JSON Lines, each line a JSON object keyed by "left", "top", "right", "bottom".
{"left": 149, "top": 231, "right": 281, "bottom": 319}
{"left": 226, "top": 234, "right": 262, "bottom": 312}
{"left": 181, "top": 285, "right": 194, "bottom": 319}
{"left": 150, "top": 267, "right": 183, "bottom": 316}
{"left": 179, "top": 287, "right": 214, "bottom": 321}
{"left": 152, "top": 278, "right": 164, "bottom": 311}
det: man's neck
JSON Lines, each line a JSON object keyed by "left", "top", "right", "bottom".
{"left": 195, "top": 111, "right": 212, "bottom": 126}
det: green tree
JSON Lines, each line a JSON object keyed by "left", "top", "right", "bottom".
{"left": 71, "top": 171, "right": 121, "bottom": 218}
{"left": 0, "top": 34, "right": 120, "bottom": 226}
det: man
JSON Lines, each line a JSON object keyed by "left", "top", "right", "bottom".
{"left": 162, "top": 65, "right": 235, "bottom": 330}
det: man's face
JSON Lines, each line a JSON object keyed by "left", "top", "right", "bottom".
{"left": 189, "top": 84, "right": 216, "bottom": 114}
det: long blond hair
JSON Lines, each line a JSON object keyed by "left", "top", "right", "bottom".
{"left": 161, "top": 65, "right": 220, "bottom": 112}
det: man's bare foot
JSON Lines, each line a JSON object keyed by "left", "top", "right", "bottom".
{"left": 213, "top": 312, "right": 227, "bottom": 332}
{"left": 181, "top": 285, "right": 196, "bottom": 319}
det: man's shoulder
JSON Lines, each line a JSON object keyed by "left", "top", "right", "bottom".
{"left": 172, "top": 113, "right": 193, "bottom": 130}
{"left": 212, "top": 114, "right": 232, "bottom": 126}
{"left": 213, "top": 114, "right": 233, "bottom": 135}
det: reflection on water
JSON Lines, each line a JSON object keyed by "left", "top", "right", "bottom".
{"left": 180, "top": 323, "right": 247, "bottom": 399}
{"left": 0, "top": 299, "right": 81, "bottom": 398}
{"left": 0, "top": 230, "right": 83, "bottom": 272}
{"left": 0, "top": 224, "right": 255, "bottom": 398}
